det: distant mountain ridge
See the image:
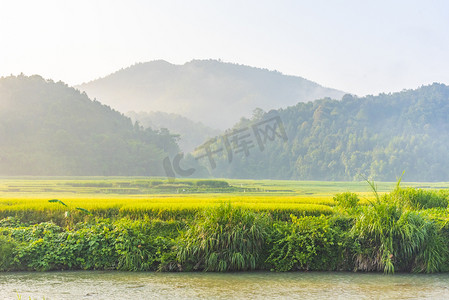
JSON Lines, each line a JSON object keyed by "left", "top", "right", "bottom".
{"left": 77, "top": 59, "right": 345, "bottom": 129}
{"left": 2, "top": 74, "right": 448, "bottom": 181}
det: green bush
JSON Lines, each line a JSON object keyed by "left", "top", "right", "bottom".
{"left": 10, "top": 222, "right": 68, "bottom": 271}
{"left": 333, "top": 192, "right": 360, "bottom": 208}
{"left": 4, "top": 219, "right": 180, "bottom": 271}
{"left": 266, "top": 215, "right": 352, "bottom": 271}
{"left": 0, "top": 233, "right": 17, "bottom": 271}
{"left": 177, "top": 203, "right": 269, "bottom": 271}
{"left": 0, "top": 216, "right": 24, "bottom": 228}
{"left": 113, "top": 219, "right": 178, "bottom": 271}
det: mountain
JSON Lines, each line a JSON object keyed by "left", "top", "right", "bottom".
{"left": 76, "top": 59, "right": 345, "bottom": 129}
{"left": 0, "top": 75, "right": 179, "bottom": 176}
{"left": 127, "top": 111, "right": 221, "bottom": 153}
{"left": 193, "top": 83, "right": 449, "bottom": 181}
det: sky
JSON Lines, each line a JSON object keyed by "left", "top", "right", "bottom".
{"left": 0, "top": 0, "right": 448, "bottom": 96}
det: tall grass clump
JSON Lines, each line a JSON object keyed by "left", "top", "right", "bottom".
{"left": 351, "top": 180, "right": 448, "bottom": 273}
{"left": 388, "top": 187, "right": 448, "bottom": 210}
{"left": 177, "top": 202, "right": 269, "bottom": 271}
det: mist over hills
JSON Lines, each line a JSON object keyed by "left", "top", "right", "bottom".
{"left": 0, "top": 75, "right": 179, "bottom": 176}
{"left": 197, "top": 83, "right": 449, "bottom": 182}
{"left": 77, "top": 59, "right": 345, "bottom": 129}
{"left": 2, "top": 71, "right": 448, "bottom": 181}
{"left": 127, "top": 111, "right": 221, "bottom": 153}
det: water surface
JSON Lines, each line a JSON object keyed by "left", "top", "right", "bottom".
{"left": 1, "top": 271, "right": 449, "bottom": 299}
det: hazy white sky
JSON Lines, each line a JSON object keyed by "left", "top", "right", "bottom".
{"left": 1, "top": 0, "right": 448, "bottom": 96}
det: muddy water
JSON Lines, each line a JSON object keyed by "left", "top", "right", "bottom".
{"left": 1, "top": 271, "right": 449, "bottom": 299}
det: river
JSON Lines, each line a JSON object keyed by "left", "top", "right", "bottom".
{"left": 1, "top": 271, "right": 449, "bottom": 299}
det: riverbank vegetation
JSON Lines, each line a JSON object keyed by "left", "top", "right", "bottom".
{"left": 1, "top": 178, "right": 449, "bottom": 274}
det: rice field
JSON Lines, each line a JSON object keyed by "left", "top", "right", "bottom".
{"left": 0, "top": 177, "right": 448, "bottom": 221}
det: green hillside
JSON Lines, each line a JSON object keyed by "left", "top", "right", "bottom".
{"left": 199, "top": 83, "right": 449, "bottom": 181}
{"left": 0, "top": 75, "right": 179, "bottom": 175}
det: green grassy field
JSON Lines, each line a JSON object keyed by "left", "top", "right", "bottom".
{"left": 1, "top": 177, "right": 448, "bottom": 222}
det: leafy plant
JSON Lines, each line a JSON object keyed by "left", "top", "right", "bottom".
{"left": 266, "top": 215, "right": 351, "bottom": 271}
{"left": 333, "top": 192, "right": 360, "bottom": 209}
{"left": 0, "top": 234, "right": 17, "bottom": 271}
{"left": 351, "top": 179, "right": 448, "bottom": 273}
{"left": 177, "top": 203, "right": 269, "bottom": 271}
{"left": 48, "top": 199, "right": 67, "bottom": 207}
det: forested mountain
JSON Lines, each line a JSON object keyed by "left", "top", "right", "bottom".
{"left": 127, "top": 111, "right": 221, "bottom": 153}
{"left": 3, "top": 75, "right": 447, "bottom": 181}
{"left": 77, "top": 59, "right": 345, "bottom": 129}
{"left": 0, "top": 75, "right": 179, "bottom": 176}
{"left": 196, "top": 83, "right": 449, "bottom": 181}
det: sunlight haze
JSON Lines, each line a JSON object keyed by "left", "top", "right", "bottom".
{"left": 1, "top": 0, "right": 448, "bottom": 96}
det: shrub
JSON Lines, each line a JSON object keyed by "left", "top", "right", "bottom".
{"left": 6, "top": 219, "right": 180, "bottom": 271}
{"left": 177, "top": 203, "right": 269, "bottom": 271}
{"left": 0, "top": 216, "right": 24, "bottom": 228}
{"left": 333, "top": 192, "right": 360, "bottom": 208}
{"left": 266, "top": 215, "right": 351, "bottom": 271}
{"left": 113, "top": 219, "right": 178, "bottom": 271}
{"left": 11, "top": 222, "right": 68, "bottom": 271}
{"left": 0, "top": 234, "right": 16, "bottom": 271}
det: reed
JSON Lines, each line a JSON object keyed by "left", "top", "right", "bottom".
{"left": 178, "top": 202, "right": 269, "bottom": 271}
{"left": 351, "top": 179, "right": 448, "bottom": 273}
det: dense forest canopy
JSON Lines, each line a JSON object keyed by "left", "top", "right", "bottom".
{"left": 0, "top": 75, "right": 179, "bottom": 176}
{"left": 197, "top": 83, "right": 449, "bottom": 181}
